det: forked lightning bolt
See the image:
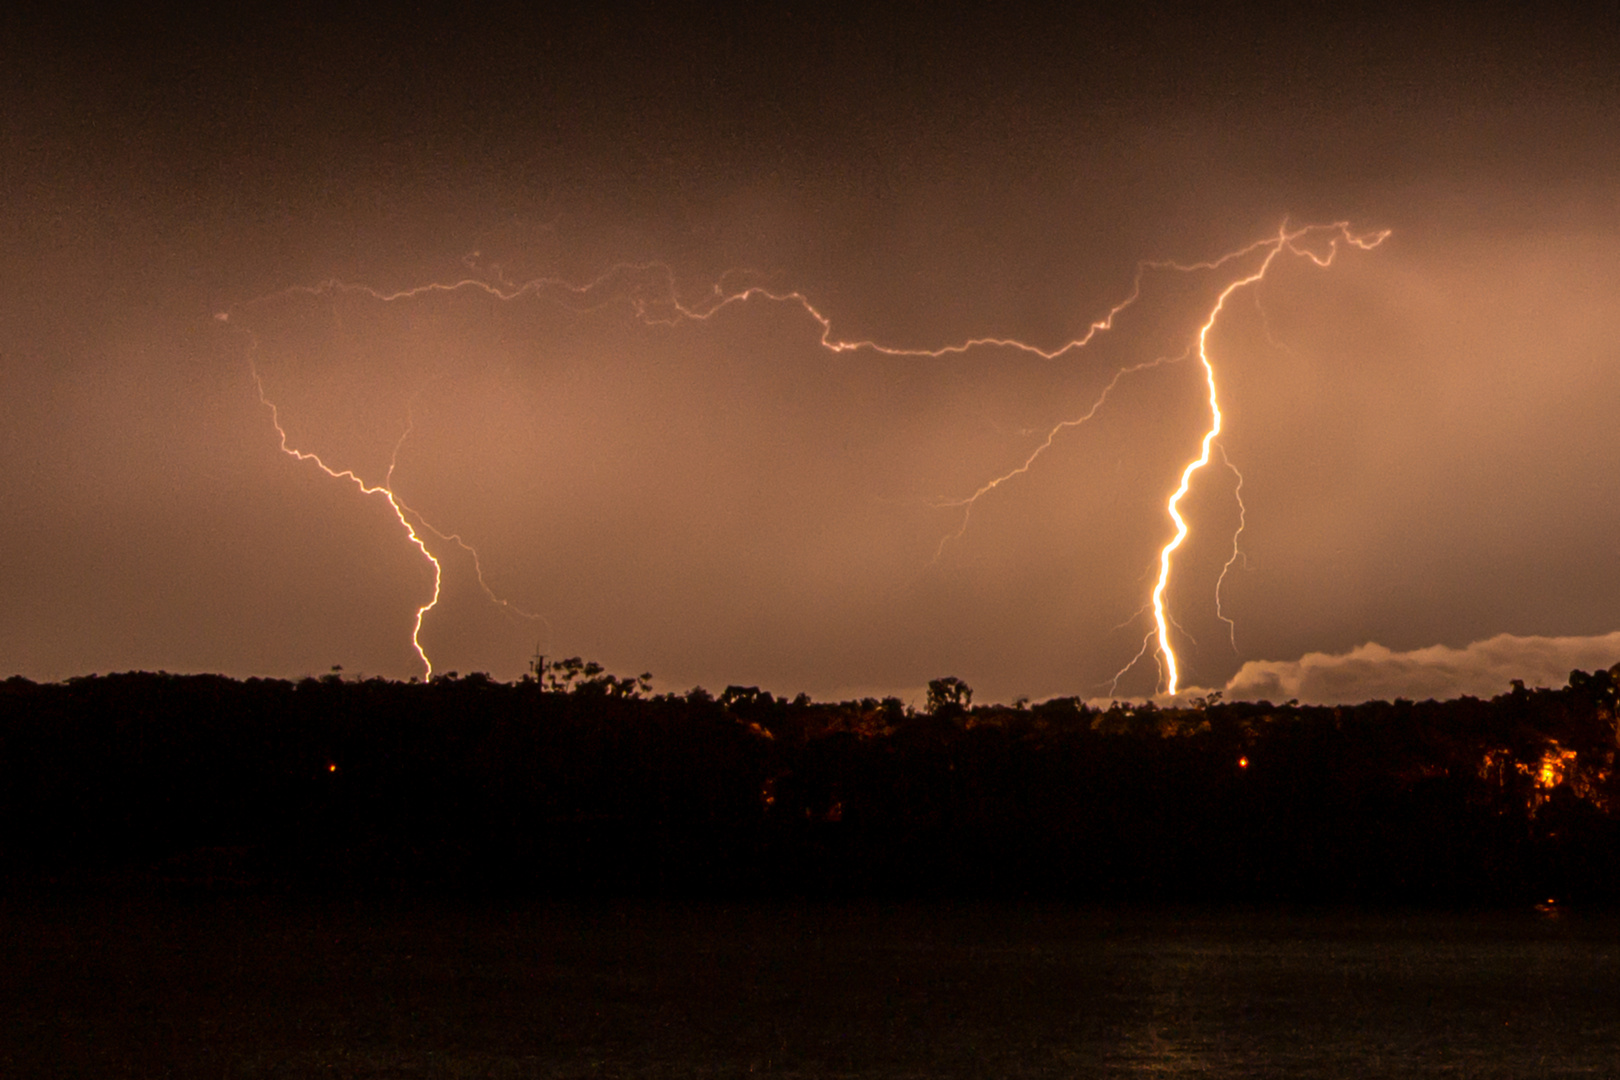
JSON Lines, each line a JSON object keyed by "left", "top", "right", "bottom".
{"left": 1135, "top": 222, "right": 1386, "bottom": 694}
{"left": 247, "top": 368, "right": 442, "bottom": 679}
{"left": 225, "top": 220, "right": 1383, "bottom": 690}
{"left": 219, "top": 326, "right": 543, "bottom": 679}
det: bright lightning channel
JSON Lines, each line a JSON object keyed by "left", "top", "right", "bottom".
{"left": 225, "top": 219, "right": 1384, "bottom": 690}
{"left": 226, "top": 343, "right": 542, "bottom": 680}
{"left": 1141, "top": 221, "right": 1386, "bottom": 695}
{"left": 248, "top": 368, "right": 442, "bottom": 680}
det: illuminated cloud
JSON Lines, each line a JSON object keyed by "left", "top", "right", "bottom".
{"left": 1224, "top": 633, "right": 1620, "bottom": 705}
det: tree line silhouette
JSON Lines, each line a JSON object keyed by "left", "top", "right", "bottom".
{"left": 3, "top": 659, "right": 1619, "bottom": 904}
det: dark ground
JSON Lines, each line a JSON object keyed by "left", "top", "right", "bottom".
{"left": 4, "top": 890, "right": 1619, "bottom": 1078}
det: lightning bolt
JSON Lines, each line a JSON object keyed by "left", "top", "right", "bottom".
{"left": 216, "top": 296, "right": 549, "bottom": 680}
{"left": 1215, "top": 442, "right": 1247, "bottom": 652}
{"left": 927, "top": 347, "right": 1192, "bottom": 563}
{"left": 235, "top": 222, "right": 1345, "bottom": 360}
{"left": 247, "top": 366, "right": 442, "bottom": 680}
{"left": 223, "top": 219, "right": 1384, "bottom": 691}
{"left": 386, "top": 395, "right": 548, "bottom": 631}
{"left": 903, "top": 221, "right": 1382, "bottom": 696}
{"left": 1141, "top": 221, "right": 1387, "bottom": 696}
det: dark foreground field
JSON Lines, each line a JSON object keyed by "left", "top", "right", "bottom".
{"left": 5, "top": 894, "right": 1620, "bottom": 1078}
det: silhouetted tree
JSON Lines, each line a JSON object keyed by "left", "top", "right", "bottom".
{"left": 4, "top": 664, "right": 1620, "bottom": 902}
{"left": 926, "top": 676, "right": 972, "bottom": 717}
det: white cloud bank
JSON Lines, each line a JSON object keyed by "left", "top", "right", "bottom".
{"left": 1224, "top": 632, "right": 1620, "bottom": 706}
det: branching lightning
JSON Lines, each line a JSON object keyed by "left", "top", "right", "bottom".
{"left": 223, "top": 318, "right": 543, "bottom": 679}
{"left": 1132, "top": 222, "right": 1386, "bottom": 695}
{"left": 224, "top": 219, "right": 1384, "bottom": 691}
{"left": 1215, "top": 443, "right": 1247, "bottom": 652}
{"left": 247, "top": 367, "right": 443, "bottom": 679}
{"left": 926, "top": 348, "right": 1192, "bottom": 563}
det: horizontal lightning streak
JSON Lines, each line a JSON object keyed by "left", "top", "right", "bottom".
{"left": 226, "top": 219, "right": 1385, "bottom": 692}
{"left": 231, "top": 227, "right": 1344, "bottom": 360}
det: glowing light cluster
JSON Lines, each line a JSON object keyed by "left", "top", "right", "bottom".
{"left": 1536, "top": 744, "right": 1578, "bottom": 790}
{"left": 224, "top": 220, "right": 1385, "bottom": 690}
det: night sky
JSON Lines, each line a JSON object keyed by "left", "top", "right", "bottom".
{"left": 6, "top": 5, "right": 1620, "bottom": 705}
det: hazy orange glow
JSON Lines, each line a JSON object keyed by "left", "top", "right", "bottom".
{"left": 10, "top": 9, "right": 1620, "bottom": 705}
{"left": 230, "top": 223, "right": 1383, "bottom": 694}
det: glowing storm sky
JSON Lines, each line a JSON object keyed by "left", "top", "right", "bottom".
{"left": 5, "top": 7, "right": 1620, "bottom": 704}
